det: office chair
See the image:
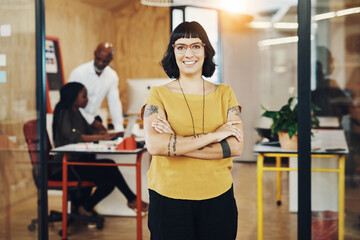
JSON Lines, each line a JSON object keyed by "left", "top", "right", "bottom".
{"left": 24, "top": 119, "right": 104, "bottom": 236}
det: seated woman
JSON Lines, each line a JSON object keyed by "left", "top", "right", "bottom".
{"left": 51, "top": 82, "right": 148, "bottom": 216}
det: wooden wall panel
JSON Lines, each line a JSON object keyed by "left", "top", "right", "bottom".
{"left": 113, "top": 2, "right": 170, "bottom": 111}
{"left": 45, "top": 0, "right": 170, "bottom": 113}
{"left": 0, "top": 0, "right": 37, "bottom": 208}
{"left": 45, "top": 0, "right": 116, "bottom": 82}
{"left": 74, "top": 0, "right": 132, "bottom": 12}
{"left": 0, "top": 1, "right": 37, "bottom": 127}
{"left": 0, "top": 0, "right": 169, "bottom": 213}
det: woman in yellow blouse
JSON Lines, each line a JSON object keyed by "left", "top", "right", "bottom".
{"left": 142, "top": 21, "right": 244, "bottom": 240}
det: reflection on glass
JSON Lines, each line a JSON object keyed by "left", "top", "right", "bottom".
{"left": 253, "top": 0, "right": 360, "bottom": 239}
{"left": 0, "top": 0, "right": 38, "bottom": 239}
{"left": 311, "top": 1, "right": 360, "bottom": 239}
{"left": 312, "top": 46, "right": 350, "bottom": 122}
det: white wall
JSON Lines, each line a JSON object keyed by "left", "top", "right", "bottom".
{"left": 222, "top": 29, "right": 298, "bottom": 161}
{"left": 222, "top": 30, "right": 262, "bottom": 161}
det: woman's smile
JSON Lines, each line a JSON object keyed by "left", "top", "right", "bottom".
{"left": 183, "top": 60, "right": 197, "bottom": 65}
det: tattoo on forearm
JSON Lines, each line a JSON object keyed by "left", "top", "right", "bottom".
{"left": 168, "top": 134, "right": 173, "bottom": 156}
{"left": 198, "top": 144, "right": 213, "bottom": 151}
{"left": 144, "top": 104, "right": 159, "bottom": 118}
{"left": 227, "top": 106, "right": 241, "bottom": 120}
{"left": 172, "top": 134, "right": 177, "bottom": 156}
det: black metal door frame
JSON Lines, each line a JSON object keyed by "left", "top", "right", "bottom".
{"left": 35, "top": 0, "right": 48, "bottom": 239}
{"left": 297, "top": 0, "right": 312, "bottom": 239}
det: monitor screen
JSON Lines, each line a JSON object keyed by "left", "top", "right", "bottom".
{"left": 126, "top": 78, "right": 172, "bottom": 115}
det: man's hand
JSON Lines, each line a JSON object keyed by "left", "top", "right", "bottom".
{"left": 106, "top": 132, "right": 124, "bottom": 140}
{"left": 91, "top": 120, "right": 107, "bottom": 134}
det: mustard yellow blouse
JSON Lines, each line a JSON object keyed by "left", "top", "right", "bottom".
{"left": 145, "top": 83, "right": 240, "bottom": 200}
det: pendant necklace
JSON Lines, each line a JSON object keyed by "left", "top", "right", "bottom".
{"left": 178, "top": 79, "right": 205, "bottom": 135}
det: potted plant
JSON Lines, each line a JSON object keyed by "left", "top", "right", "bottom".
{"left": 261, "top": 96, "right": 320, "bottom": 150}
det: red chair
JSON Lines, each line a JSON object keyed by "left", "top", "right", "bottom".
{"left": 24, "top": 119, "right": 104, "bottom": 236}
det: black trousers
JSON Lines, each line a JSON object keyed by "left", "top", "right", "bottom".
{"left": 148, "top": 186, "right": 238, "bottom": 240}
{"left": 51, "top": 155, "right": 136, "bottom": 211}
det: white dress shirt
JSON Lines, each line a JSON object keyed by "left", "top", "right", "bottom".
{"left": 68, "top": 60, "right": 124, "bottom": 131}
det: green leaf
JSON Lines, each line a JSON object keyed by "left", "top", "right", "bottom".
{"left": 289, "top": 131, "right": 294, "bottom": 139}
{"left": 262, "top": 111, "right": 278, "bottom": 118}
{"left": 260, "top": 96, "right": 321, "bottom": 141}
{"left": 261, "top": 105, "right": 268, "bottom": 111}
{"left": 288, "top": 97, "right": 294, "bottom": 105}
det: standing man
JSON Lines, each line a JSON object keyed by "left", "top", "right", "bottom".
{"left": 68, "top": 42, "right": 124, "bottom": 132}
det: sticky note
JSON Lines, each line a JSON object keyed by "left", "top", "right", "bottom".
{"left": 0, "top": 71, "right": 6, "bottom": 83}
{"left": 0, "top": 24, "right": 11, "bottom": 37}
{"left": 0, "top": 54, "right": 6, "bottom": 66}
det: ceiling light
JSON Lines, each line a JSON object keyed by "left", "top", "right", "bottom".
{"left": 336, "top": 7, "right": 360, "bottom": 17}
{"left": 313, "top": 12, "right": 336, "bottom": 21}
{"left": 140, "top": 0, "right": 188, "bottom": 7}
{"left": 222, "top": 0, "right": 245, "bottom": 13}
{"left": 258, "top": 36, "right": 298, "bottom": 47}
{"left": 140, "top": 0, "right": 246, "bottom": 12}
{"left": 273, "top": 22, "right": 298, "bottom": 29}
{"left": 247, "top": 21, "right": 272, "bottom": 29}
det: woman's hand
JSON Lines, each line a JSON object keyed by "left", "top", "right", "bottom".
{"left": 213, "top": 121, "right": 243, "bottom": 142}
{"left": 151, "top": 116, "right": 174, "bottom": 134}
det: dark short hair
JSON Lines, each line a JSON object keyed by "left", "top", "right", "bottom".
{"left": 161, "top": 21, "right": 216, "bottom": 78}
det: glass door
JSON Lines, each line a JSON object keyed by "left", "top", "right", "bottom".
{"left": 0, "top": 0, "right": 45, "bottom": 239}
{"left": 311, "top": 0, "right": 360, "bottom": 239}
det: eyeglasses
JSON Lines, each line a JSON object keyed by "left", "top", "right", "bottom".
{"left": 172, "top": 43, "right": 205, "bottom": 54}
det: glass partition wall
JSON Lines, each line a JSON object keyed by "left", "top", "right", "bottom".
{"left": 0, "top": 0, "right": 42, "bottom": 239}
{"left": 254, "top": 5, "right": 300, "bottom": 240}
{"left": 311, "top": 0, "right": 360, "bottom": 239}
{"left": 250, "top": 0, "right": 360, "bottom": 239}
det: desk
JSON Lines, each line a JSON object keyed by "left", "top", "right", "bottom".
{"left": 51, "top": 144, "right": 146, "bottom": 240}
{"left": 254, "top": 129, "right": 348, "bottom": 240}
{"left": 96, "top": 152, "right": 150, "bottom": 216}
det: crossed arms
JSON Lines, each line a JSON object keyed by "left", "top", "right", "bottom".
{"left": 143, "top": 104, "right": 244, "bottom": 160}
